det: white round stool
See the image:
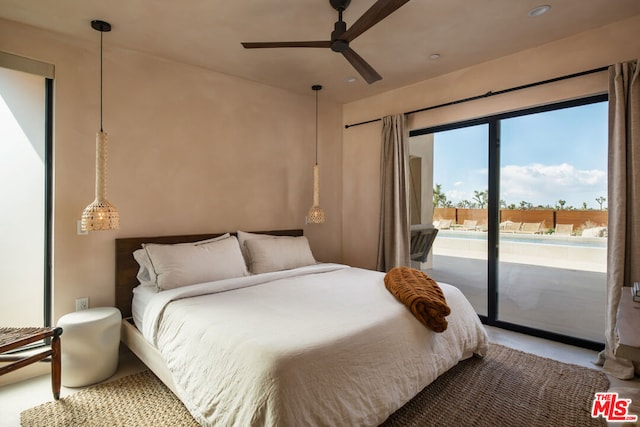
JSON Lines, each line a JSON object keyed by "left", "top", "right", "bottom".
{"left": 57, "top": 307, "right": 121, "bottom": 387}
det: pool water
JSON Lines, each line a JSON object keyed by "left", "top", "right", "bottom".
{"left": 437, "top": 229, "right": 607, "bottom": 248}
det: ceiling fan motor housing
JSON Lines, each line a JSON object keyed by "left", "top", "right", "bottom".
{"left": 331, "top": 21, "right": 348, "bottom": 52}
{"left": 329, "top": 0, "right": 351, "bottom": 11}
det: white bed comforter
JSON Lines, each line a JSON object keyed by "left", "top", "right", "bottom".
{"left": 141, "top": 263, "right": 488, "bottom": 427}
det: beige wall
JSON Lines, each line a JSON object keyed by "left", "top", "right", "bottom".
{"left": 408, "top": 134, "right": 434, "bottom": 226}
{"left": 2, "top": 13, "right": 639, "bottom": 322}
{"left": 342, "top": 14, "right": 640, "bottom": 270}
{"left": 0, "top": 19, "right": 343, "bottom": 322}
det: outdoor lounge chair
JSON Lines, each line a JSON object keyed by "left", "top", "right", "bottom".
{"left": 501, "top": 221, "right": 522, "bottom": 233}
{"left": 435, "top": 219, "right": 452, "bottom": 230}
{"left": 516, "top": 222, "right": 543, "bottom": 234}
{"left": 555, "top": 224, "right": 573, "bottom": 236}
{"left": 460, "top": 220, "right": 477, "bottom": 231}
{"left": 410, "top": 224, "right": 439, "bottom": 263}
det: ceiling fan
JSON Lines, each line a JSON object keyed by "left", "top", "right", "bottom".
{"left": 241, "top": 0, "right": 411, "bottom": 84}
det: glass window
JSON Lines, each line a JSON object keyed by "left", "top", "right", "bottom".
{"left": 0, "top": 66, "right": 51, "bottom": 327}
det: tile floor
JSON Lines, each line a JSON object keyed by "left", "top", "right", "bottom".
{"left": 0, "top": 326, "right": 638, "bottom": 427}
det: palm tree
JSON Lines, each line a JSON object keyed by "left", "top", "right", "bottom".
{"left": 519, "top": 200, "right": 532, "bottom": 210}
{"left": 596, "top": 196, "right": 606, "bottom": 211}
{"left": 473, "top": 190, "right": 488, "bottom": 209}
{"left": 433, "top": 184, "right": 447, "bottom": 208}
{"left": 556, "top": 199, "right": 566, "bottom": 210}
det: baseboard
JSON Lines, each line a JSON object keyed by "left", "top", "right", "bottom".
{"left": 0, "top": 362, "right": 49, "bottom": 387}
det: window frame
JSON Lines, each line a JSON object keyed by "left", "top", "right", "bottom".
{"left": 44, "top": 78, "right": 53, "bottom": 328}
{"left": 410, "top": 93, "right": 608, "bottom": 350}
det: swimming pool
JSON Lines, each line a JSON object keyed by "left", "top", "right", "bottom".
{"left": 437, "top": 229, "right": 607, "bottom": 248}
{"left": 433, "top": 229, "right": 606, "bottom": 272}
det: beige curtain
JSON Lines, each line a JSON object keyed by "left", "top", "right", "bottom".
{"left": 376, "top": 114, "right": 410, "bottom": 272}
{"left": 600, "top": 60, "right": 640, "bottom": 379}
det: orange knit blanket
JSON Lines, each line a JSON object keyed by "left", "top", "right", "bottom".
{"left": 384, "top": 267, "right": 451, "bottom": 332}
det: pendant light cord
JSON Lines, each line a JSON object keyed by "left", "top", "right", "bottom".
{"left": 100, "top": 30, "right": 103, "bottom": 132}
{"left": 315, "top": 89, "right": 318, "bottom": 166}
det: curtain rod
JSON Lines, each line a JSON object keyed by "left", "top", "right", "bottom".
{"left": 344, "top": 65, "right": 609, "bottom": 129}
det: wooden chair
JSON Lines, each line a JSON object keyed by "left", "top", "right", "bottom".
{"left": 410, "top": 225, "right": 439, "bottom": 263}
{"left": 0, "top": 327, "right": 63, "bottom": 400}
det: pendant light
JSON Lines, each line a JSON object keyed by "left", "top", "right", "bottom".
{"left": 306, "top": 85, "right": 326, "bottom": 224}
{"left": 81, "top": 20, "right": 120, "bottom": 231}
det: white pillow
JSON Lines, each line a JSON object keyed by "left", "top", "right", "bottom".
{"left": 244, "top": 236, "right": 316, "bottom": 274}
{"left": 236, "top": 230, "right": 273, "bottom": 266}
{"left": 133, "top": 233, "right": 231, "bottom": 284}
{"left": 133, "top": 248, "right": 155, "bottom": 283}
{"left": 142, "top": 235, "right": 248, "bottom": 290}
{"left": 190, "top": 233, "right": 231, "bottom": 245}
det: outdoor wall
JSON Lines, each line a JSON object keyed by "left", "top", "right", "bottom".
{"left": 434, "top": 207, "right": 608, "bottom": 232}
{"left": 342, "top": 14, "right": 640, "bottom": 270}
{"left": 500, "top": 210, "right": 555, "bottom": 229}
{"left": 556, "top": 210, "right": 608, "bottom": 229}
{"left": 433, "top": 207, "right": 456, "bottom": 222}
{"left": 0, "top": 19, "right": 343, "bottom": 322}
{"left": 457, "top": 209, "right": 489, "bottom": 227}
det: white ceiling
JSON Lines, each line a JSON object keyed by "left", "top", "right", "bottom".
{"left": 1, "top": 0, "right": 639, "bottom": 103}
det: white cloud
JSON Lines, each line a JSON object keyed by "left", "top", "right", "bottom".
{"left": 437, "top": 163, "right": 605, "bottom": 208}
{"left": 447, "top": 189, "right": 471, "bottom": 202}
{"left": 500, "top": 163, "right": 606, "bottom": 208}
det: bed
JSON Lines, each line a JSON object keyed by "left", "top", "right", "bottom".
{"left": 115, "top": 229, "right": 488, "bottom": 426}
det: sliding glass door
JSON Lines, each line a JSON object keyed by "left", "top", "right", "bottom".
{"left": 497, "top": 102, "right": 607, "bottom": 342}
{"left": 411, "top": 94, "right": 608, "bottom": 348}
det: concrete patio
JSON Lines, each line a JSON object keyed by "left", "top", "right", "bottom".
{"left": 426, "top": 234, "right": 607, "bottom": 343}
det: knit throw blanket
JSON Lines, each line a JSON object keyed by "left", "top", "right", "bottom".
{"left": 384, "top": 267, "right": 451, "bottom": 332}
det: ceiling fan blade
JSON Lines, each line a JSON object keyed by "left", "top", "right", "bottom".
{"left": 341, "top": 47, "right": 382, "bottom": 84}
{"left": 342, "top": 0, "right": 411, "bottom": 42}
{"left": 242, "top": 41, "right": 332, "bottom": 49}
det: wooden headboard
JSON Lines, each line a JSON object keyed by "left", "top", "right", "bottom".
{"left": 115, "top": 229, "right": 303, "bottom": 319}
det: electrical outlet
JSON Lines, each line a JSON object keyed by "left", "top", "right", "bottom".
{"left": 77, "top": 220, "right": 88, "bottom": 236}
{"left": 75, "top": 297, "right": 89, "bottom": 311}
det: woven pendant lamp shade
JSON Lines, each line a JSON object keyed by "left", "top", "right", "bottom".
{"left": 307, "top": 206, "right": 326, "bottom": 224}
{"left": 307, "top": 165, "right": 325, "bottom": 224}
{"left": 81, "top": 131, "right": 119, "bottom": 231}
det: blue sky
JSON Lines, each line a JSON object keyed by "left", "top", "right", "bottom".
{"left": 433, "top": 101, "right": 608, "bottom": 209}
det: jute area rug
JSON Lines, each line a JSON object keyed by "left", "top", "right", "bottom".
{"left": 21, "top": 343, "right": 609, "bottom": 427}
